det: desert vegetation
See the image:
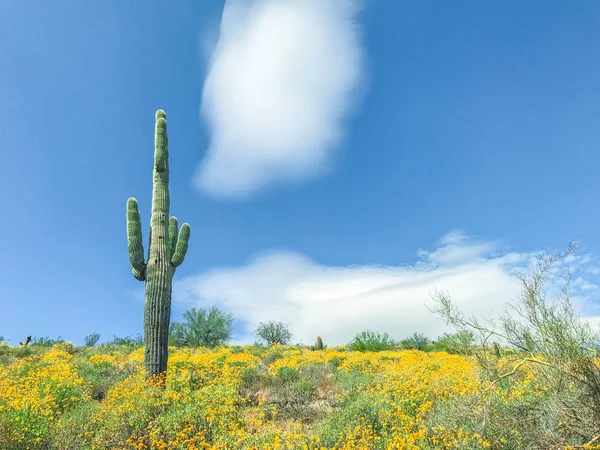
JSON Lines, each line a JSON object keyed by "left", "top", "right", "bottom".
{"left": 1, "top": 243, "right": 599, "bottom": 449}
{"left": 2, "top": 112, "right": 598, "bottom": 449}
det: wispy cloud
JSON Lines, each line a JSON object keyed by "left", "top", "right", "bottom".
{"left": 173, "top": 231, "right": 600, "bottom": 346}
{"left": 196, "top": 0, "right": 364, "bottom": 198}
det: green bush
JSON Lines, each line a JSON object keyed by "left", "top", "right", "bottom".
{"left": 31, "top": 336, "right": 64, "bottom": 347}
{"left": 316, "top": 393, "right": 383, "bottom": 448}
{"left": 276, "top": 367, "right": 301, "bottom": 384}
{"left": 109, "top": 334, "right": 143, "bottom": 346}
{"left": 401, "top": 332, "right": 430, "bottom": 351}
{"left": 433, "top": 331, "right": 475, "bottom": 355}
{"left": 348, "top": 330, "right": 395, "bottom": 352}
{"left": 49, "top": 402, "right": 99, "bottom": 450}
{"left": 84, "top": 333, "right": 101, "bottom": 347}
{"left": 255, "top": 321, "right": 292, "bottom": 345}
{"left": 169, "top": 306, "right": 234, "bottom": 348}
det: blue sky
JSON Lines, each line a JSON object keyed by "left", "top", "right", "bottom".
{"left": 2, "top": 1, "right": 600, "bottom": 346}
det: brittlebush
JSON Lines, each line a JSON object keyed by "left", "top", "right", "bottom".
{"left": 0, "top": 344, "right": 591, "bottom": 449}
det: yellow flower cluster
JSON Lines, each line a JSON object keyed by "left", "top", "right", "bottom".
{"left": 0, "top": 344, "right": 582, "bottom": 449}
{"left": 0, "top": 348, "right": 89, "bottom": 447}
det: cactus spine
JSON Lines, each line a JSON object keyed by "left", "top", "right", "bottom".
{"left": 126, "top": 109, "right": 190, "bottom": 378}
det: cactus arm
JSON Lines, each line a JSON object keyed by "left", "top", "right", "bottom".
{"left": 168, "top": 216, "right": 178, "bottom": 257}
{"left": 127, "top": 198, "right": 146, "bottom": 281}
{"left": 131, "top": 266, "right": 145, "bottom": 281}
{"left": 171, "top": 223, "right": 190, "bottom": 267}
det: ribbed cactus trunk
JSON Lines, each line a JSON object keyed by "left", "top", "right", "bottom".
{"left": 315, "top": 336, "right": 323, "bottom": 350}
{"left": 126, "top": 110, "right": 190, "bottom": 379}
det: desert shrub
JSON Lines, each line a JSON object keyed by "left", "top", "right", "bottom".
{"left": 430, "top": 242, "right": 600, "bottom": 447}
{"left": 256, "top": 321, "right": 292, "bottom": 345}
{"left": 84, "top": 333, "right": 101, "bottom": 347}
{"left": 401, "top": 332, "right": 430, "bottom": 351}
{"left": 277, "top": 366, "right": 301, "bottom": 384}
{"left": 109, "top": 334, "right": 143, "bottom": 346}
{"left": 76, "top": 356, "right": 139, "bottom": 401}
{"left": 169, "top": 306, "right": 234, "bottom": 348}
{"left": 433, "top": 330, "right": 475, "bottom": 355}
{"left": 0, "top": 354, "right": 15, "bottom": 366}
{"left": 49, "top": 401, "right": 99, "bottom": 450}
{"left": 316, "top": 393, "right": 383, "bottom": 448}
{"left": 0, "top": 348, "right": 90, "bottom": 448}
{"left": 333, "top": 370, "right": 374, "bottom": 402}
{"left": 245, "top": 343, "right": 268, "bottom": 358}
{"left": 240, "top": 366, "right": 262, "bottom": 389}
{"left": 261, "top": 344, "right": 287, "bottom": 365}
{"left": 328, "top": 356, "right": 343, "bottom": 368}
{"left": 31, "top": 336, "right": 64, "bottom": 347}
{"left": 348, "top": 330, "right": 395, "bottom": 352}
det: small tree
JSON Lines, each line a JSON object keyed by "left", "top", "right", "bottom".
{"left": 169, "top": 306, "right": 234, "bottom": 348}
{"left": 111, "top": 334, "right": 143, "bottom": 346}
{"left": 84, "top": 333, "right": 101, "bottom": 347}
{"left": 349, "top": 330, "right": 396, "bottom": 352}
{"left": 256, "top": 321, "right": 292, "bottom": 345}
{"left": 433, "top": 330, "right": 475, "bottom": 355}
{"left": 402, "top": 332, "right": 430, "bottom": 351}
{"left": 31, "top": 336, "right": 64, "bottom": 347}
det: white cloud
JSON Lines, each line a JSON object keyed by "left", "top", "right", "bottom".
{"left": 172, "top": 231, "right": 600, "bottom": 346}
{"left": 195, "top": 0, "right": 364, "bottom": 198}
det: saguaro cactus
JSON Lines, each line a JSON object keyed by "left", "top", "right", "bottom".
{"left": 315, "top": 336, "right": 323, "bottom": 350}
{"left": 126, "top": 109, "right": 190, "bottom": 378}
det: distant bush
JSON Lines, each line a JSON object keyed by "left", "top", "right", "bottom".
{"left": 31, "top": 336, "right": 64, "bottom": 347}
{"left": 348, "top": 331, "right": 395, "bottom": 352}
{"left": 401, "top": 332, "right": 430, "bottom": 351}
{"left": 433, "top": 330, "right": 475, "bottom": 355}
{"left": 84, "top": 333, "right": 101, "bottom": 347}
{"left": 169, "top": 306, "right": 234, "bottom": 348}
{"left": 256, "top": 321, "right": 292, "bottom": 346}
{"left": 110, "top": 334, "right": 143, "bottom": 346}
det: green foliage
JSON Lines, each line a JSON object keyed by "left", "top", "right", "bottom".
{"left": 276, "top": 367, "right": 300, "bottom": 383}
{"left": 316, "top": 393, "right": 383, "bottom": 447}
{"left": 31, "top": 336, "right": 64, "bottom": 347}
{"left": 76, "top": 357, "right": 138, "bottom": 401}
{"left": 401, "top": 332, "right": 430, "bottom": 351}
{"left": 48, "top": 402, "right": 99, "bottom": 450}
{"left": 255, "top": 321, "right": 292, "bottom": 345}
{"left": 433, "top": 331, "right": 475, "bottom": 355}
{"left": 168, "top": 306, "right": 234, "bottom": 348}
{"left": 348, "top": 330, "right": 395, "bottom": 352}
{"left": 260, "top": 344, "right": 286, "bottom": 365}
{"left": 109, "top": 334, "right": 143, "bottom": 346}
{"left": 84, "top": 333, "right": 101, "bottom": 347}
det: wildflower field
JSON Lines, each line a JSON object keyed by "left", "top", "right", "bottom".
{"left": 0, "top": 342, "right": 592, "bottom": 450}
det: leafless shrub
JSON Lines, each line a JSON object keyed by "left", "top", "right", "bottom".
{"left": 429, "top": 242, "right": 600, "bottom": 447}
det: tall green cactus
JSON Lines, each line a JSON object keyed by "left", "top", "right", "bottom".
{"left": 126, "top": 109, "right": 190, "bottom": 378}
